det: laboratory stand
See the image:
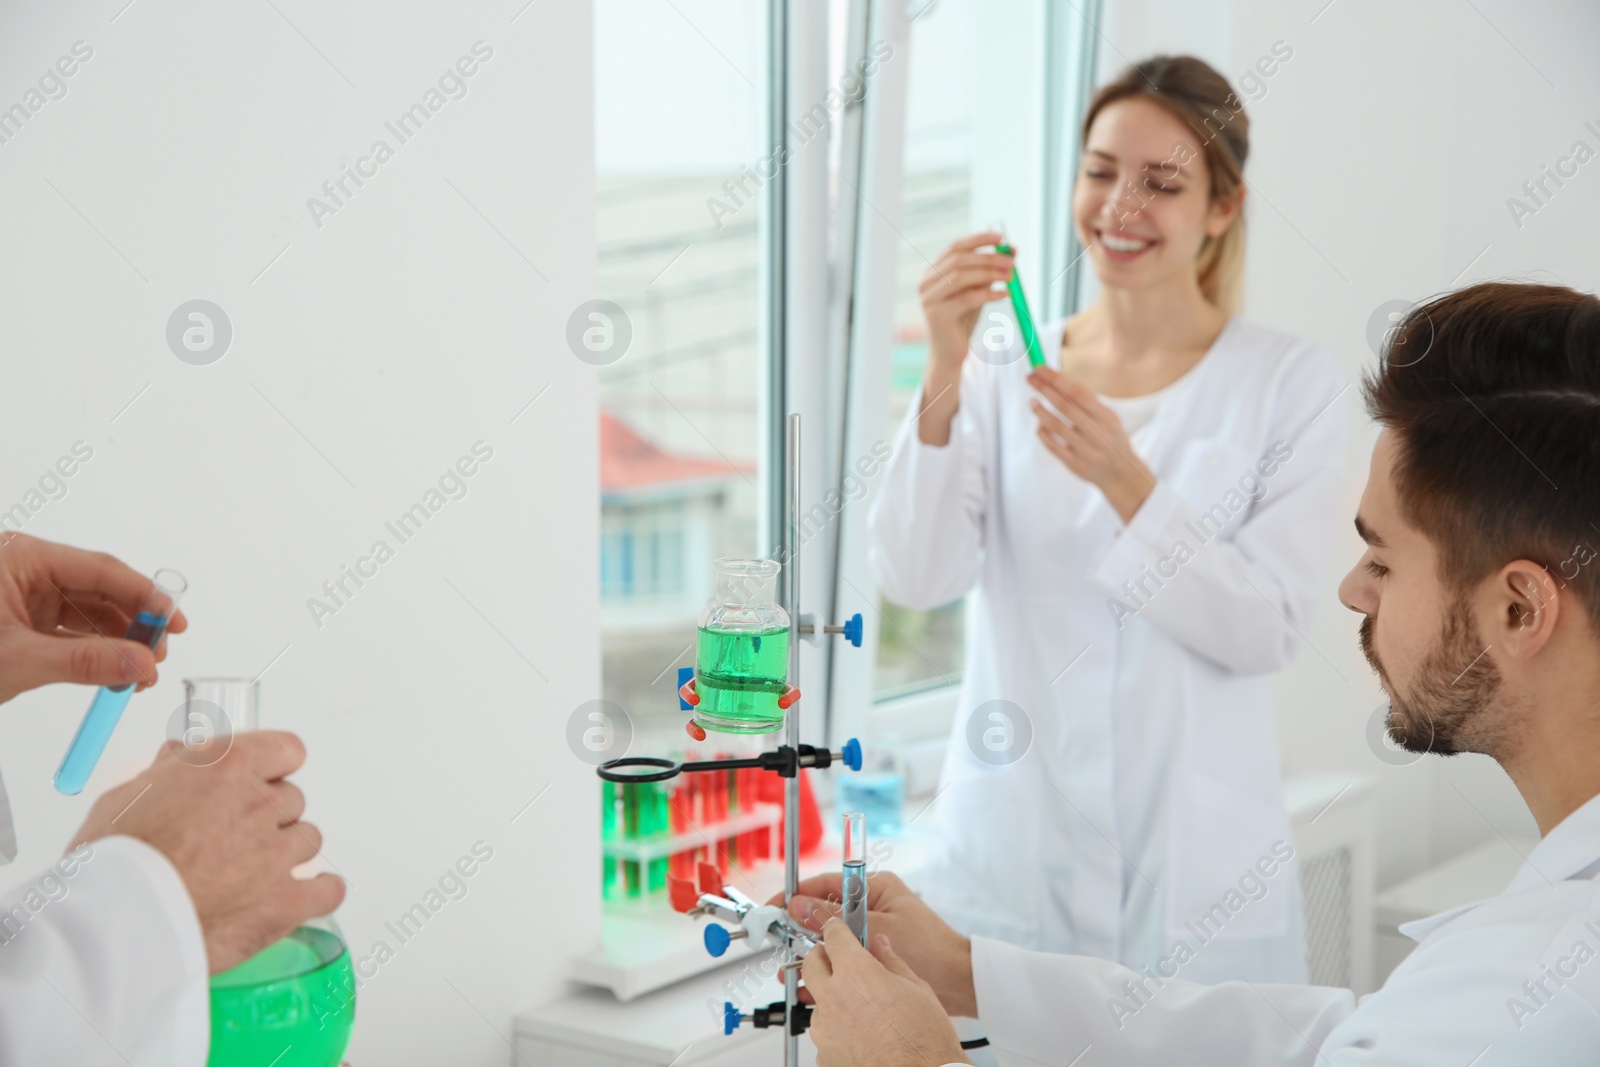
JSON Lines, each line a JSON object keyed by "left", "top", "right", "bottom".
{"left": 595, "top": 415, "right": 868, "bottom": 1066}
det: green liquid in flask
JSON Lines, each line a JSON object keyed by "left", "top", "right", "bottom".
{"left": 694, "top": 625, "right": 790, "bottom": 733}
{"left": 208, "top": 925, "right": 355, "bottom": 1067}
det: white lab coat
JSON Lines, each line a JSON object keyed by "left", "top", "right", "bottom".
{"left": 870, "top": 317, "right": 1349, "bottom": 983}
{"left": 952, "top": 790, "right": 1600, "bottom": 1066}
{"left": 0, "top": 835, "right": 209, "bottom": 1064}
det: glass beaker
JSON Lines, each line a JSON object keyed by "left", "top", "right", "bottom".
{"left": 693, "top": 558, "right": 791, "bottom": 734}
{"left": 190, "top": 678, "right": 355, "bottom": 1067}
{"left": 182, "top": 677, "right": 260, "bottom": 748}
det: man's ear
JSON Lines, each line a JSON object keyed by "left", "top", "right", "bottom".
{"left": 1493, "top": 560, "right": 1561, "bottom": 658}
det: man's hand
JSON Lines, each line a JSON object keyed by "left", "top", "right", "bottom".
{"left": 803, "top": 917, "right": 971, "bottom": 1067}
{"left": 70, "top": 731, "right": 345, "bottom": 974}
{"left": 0, "top": 533, "right": 188, "bottom": 704}
{"left": 772, "top": 870, "right": 978, "bottom": 1018}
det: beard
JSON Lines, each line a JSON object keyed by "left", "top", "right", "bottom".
{"left": 1359, "top": 594, "right": 1504, "bottom": 756}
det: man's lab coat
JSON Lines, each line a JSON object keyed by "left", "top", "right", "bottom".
{"left": 0, "top": 835, "right": 208, "bottom": 1064}
{"left": 949, "top": 791, "right": 1600, "bottom": 1066}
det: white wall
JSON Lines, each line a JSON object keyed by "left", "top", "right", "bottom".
{"left": 0, "top": 1, "right": 598, "bottom": 1063}
{"left": 1101, "top": 0, "right": 1600, "bottom": 887}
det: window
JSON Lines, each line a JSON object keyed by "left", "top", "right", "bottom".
{"left": 872, "top": 0, "right": 980, "bottom": 699}
{"left": 593, "top": 0, "right": 770, "bottom": 734}
{"left": 590, "top": 0, "right": 1098, "bottom": 755}
{"left": 830, "top": 0, "right": 1099, "bottom": 741}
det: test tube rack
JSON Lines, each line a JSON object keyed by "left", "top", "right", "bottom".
{"left": 600, "top": 760, "right": 784, "bottom": 904}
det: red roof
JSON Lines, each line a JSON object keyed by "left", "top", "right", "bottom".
{"left": 600, "top": 411, "right": 750, "bottom": 494}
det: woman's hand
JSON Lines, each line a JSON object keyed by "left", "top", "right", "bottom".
{"left": 916, "top": 232, "right": 1014, "bottom": 446}
{"left": 919, "top": 231, "right": 1014, "bottom": 370}
{"left": 1028, "top": 366, "right": 1157, "bottom": 524}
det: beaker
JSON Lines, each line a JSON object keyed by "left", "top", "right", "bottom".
{"left": 180, "top": 677, "right": 260, "bottom": 758}
{"left": 693, "top": 558, "right": 791, "bottom": 734}
{"left": 192, "top": 678, "right": 355, "bottom": 1067}
{"left": 184, "top": 675, "right": 259, "bottom": 735}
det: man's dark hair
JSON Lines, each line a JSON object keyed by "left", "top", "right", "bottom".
{"left": 1364, "top": 282, "right": 1600, "bottom": 631}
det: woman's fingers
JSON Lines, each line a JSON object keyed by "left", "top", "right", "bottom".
{"left": 947, "top": 230, "right": 1004, "bottom": 254}
{"left": 1037, "top": 423, "right": 1080, "bottom": 472}
{"left": 1028, "top": 367, "right": 1104, "bottom": 424}
{"left": 1031, "top": 398, "right": 1080, "bottom": 444}
{"left": 1027, "top": 367, "right": 1080, "bottom": 414}
{"left": 1033, "top": 400, "right": 1092, "bottom": 477}
{"left": 921, "top": 265, "right": 1012, "bottom": 300}
{"left": 929, "top": 250, "right": 1013, "bottom": 277}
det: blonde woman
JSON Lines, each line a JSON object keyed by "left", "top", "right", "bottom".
{"left": 869, "top": 55, "right": 1348, "bottom": 983}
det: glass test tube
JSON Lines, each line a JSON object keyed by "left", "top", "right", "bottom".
{"left": 995, "top": 241, "right": 1045, "bottom": 368}
{"left": 54, "top": 569, "right": 188, "bottom": 795}
{"left": 841, "top": 811, "right": 868, "bottom": 945}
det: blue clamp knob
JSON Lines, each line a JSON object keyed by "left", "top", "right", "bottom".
{"left": 842, "top": 737, "right": 863, "bottom": 772}
{"left": 704, "top": 923, "right": 733, "bottom": 957}
{"left": 678, "top": 666, "right": 695, "bottom": 711}
{"left": 842, "top": 613, "right": 863, "bottom": 648}
{"left": 723, "top": 1001, "right": 742, "bottom": 1036}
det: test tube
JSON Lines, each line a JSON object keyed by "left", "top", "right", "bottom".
{"left": 841, "top": 811, "right": 867, "bottom": 945}
{"left": 995, "top": 240, "right": 1045, "bottom": 368}
{"left": 54, "top": 569, "right": 188, "bottom": 796}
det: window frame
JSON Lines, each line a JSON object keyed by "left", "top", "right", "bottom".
{"left": 818, "top": 0, "right": 1103, "bottom": 750}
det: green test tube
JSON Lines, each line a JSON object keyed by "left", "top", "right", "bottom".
{"left": 623, "top": 782, "right": 642, "bottom": 897}
{"left": 995, "top": 242, "right": 1045, "bottom": 368}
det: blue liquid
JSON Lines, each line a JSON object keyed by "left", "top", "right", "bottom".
{"left": 54, "top": 611, "right": 169, "bottom": 796}
{"left": 837, "top": 775, "right": 903, "bottom": 837}
{"left": 842, "top": 861, "right": 868, "bottom": 945}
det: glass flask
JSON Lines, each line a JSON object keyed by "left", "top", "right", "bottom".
{"left": 191, "top": 678, "right": 355, "bottom": 1067}
{"left": 693, "top": 558, "right": 791, "bottom": 734}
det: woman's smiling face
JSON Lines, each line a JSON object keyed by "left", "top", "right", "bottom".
{"left": 1073, "top": 96, "right": 1239, "bottom": 294}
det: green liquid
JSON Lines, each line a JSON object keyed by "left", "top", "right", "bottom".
{"left": 694, "top": 625, "right": 790, "bottom": 734}
{"left": 996, "top": 243, "right": 1045, "bottom": 367}
{"left": 208, "top": 926, "right": 355, "bottom": 1067}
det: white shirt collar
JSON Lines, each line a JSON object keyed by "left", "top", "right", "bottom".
{"left": 1503, "top": 791, "right": 1600, "bottom": 892}
{"left": 1398, "top": 791, "right": 1600, "bottom": 943}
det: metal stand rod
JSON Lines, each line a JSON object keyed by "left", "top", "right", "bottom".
{"left": 784, "top": 413, "right": 801, "bottom": 1066}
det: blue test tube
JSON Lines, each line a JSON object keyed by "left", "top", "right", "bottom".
{"left": 54, "top": 569, "right": 187, "bottom": 796}
{"left": 842, "top": 810, "right": 867, "bottom": 945}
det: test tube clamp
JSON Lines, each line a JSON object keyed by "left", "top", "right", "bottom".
{"left": 795, "top": 612, "right": 863, "bottom": 647}
{"left": 724, "top": 998, "right": 811, "bottom": 1038}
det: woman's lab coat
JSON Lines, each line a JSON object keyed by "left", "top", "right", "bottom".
{"left": 869, "top": 316, "right": 1349, "bottom": 983}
